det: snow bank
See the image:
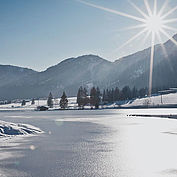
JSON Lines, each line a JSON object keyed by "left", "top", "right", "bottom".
{"left": 0, "top": 120, "right": 43, "bottom": 137}
{"left": 0, "top": 97, "right": 77, "bottom": 111}
{"left": 122, "top": 92, "right": 177, "bottom": 107}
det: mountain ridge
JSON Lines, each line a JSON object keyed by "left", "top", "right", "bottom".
{"left": 0, "top": 33, "right": 177, "bottom": 100}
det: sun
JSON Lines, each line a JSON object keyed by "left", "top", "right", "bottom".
{"left": 78, "top": 0, "right": 177, "bottom": 96}
{"left": 145, "top": 14, "right": 164, "bottom": 33}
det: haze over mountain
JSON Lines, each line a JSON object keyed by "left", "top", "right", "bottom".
{"left": 0, "top": 34, "right": 177, "bottom": 100}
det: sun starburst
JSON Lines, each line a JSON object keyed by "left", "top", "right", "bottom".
{"left": 145, "top": 14, "right": 164, "bottom": 33}
{"left": 77, "top": 0, "right": 177, "bottom": 96}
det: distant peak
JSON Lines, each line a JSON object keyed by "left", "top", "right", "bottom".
{"left": 76, "top": 54, "right": 102, "bottom": 59}
{"left": 59, "top": 54, "right": 108, "bottom": 64}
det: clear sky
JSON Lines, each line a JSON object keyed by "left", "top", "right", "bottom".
{"left": 0, "top": 0, "right": 177, "bottom": 71}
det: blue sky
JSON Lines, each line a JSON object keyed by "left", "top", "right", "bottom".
{"left": 0, "top": 0, "right": 177, "bottom": 71}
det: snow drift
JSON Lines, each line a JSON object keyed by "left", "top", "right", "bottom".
{"left": 0, "top": 120, "right": 43, "bottom": 137}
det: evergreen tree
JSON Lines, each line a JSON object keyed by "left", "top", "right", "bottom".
{"left": 47, "top": 92, "right": 53, "bottom": 108}
{"left": 132, "top": 87, "right": 138, "bottom": 99}
{"left": 119, "top": 90, "right": 124, "bottom": 101}
{"left": 105, "top": 89, "right": 109, "bottom": 103}
{"left": 77, "top": 87, "right": 89, "bottom": 109}
{"left": 90, "top": 87, "right": 100, "bottom": 109}
{"left": 31, "top": 98, "right": 35, "bottom": 105}
{"left": 95, "top": 87, "right": 101, "bottom": 109}
{"left": 21, "top": 100, "right": 26, "bottom": 106}
{"left": 82, "top": 87, "right": 89, "bottom": 107}
{"left": 114, "top": 87, "right": 120, "bottom": 101}
{"left": 60, "top": 92, "right": 68, "bottom": 109}
{"left": 77, "top": 87, "right": 82, "bottom": 107}
{"left": 122, "top": 86, "right": 131, "bottom": 100}
{"left": 107, "top": 89, "right": 112, "bottom": 103}
{"left": 138, "top": 88, "right": 147, "bottom": 98}
{"left": 102, "top": 89, "right": 106, "bottom": 103}
{"left": 90, "top": 87, "right": 97, "bottom": 108}
{"left": 111, "top": 88, "right": 114, "bottom": 102}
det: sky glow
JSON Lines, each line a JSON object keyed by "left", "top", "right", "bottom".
{"left": 78, "top": 0, "right": 177, "bottom": 96}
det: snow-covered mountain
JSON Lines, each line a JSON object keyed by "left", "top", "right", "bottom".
{"left": 108, "top": 34, "right": 177, "bottom": 90}
{"left": 0, "top": 34, "right": 177, "bottom": 100}
{"left": 0, "top": 55, "right": 112, "bottom": 99}
{"left": 0, "top": 65, "right": 37, "bottom": 88}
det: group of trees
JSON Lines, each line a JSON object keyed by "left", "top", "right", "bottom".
{"left": 77, "top": 86, "right": 101, "bottom": 109}
{"left": 20, "top": 84, "right": 172, "bottom": 109}
{"left": 77, "top": 87, "right": 89, "bottom": 109}
{"left": 47, "top": 91, "right": 68, "bottom": 109}
{"left": 76, "top": 86, "right": 148, "bottom": 108}
{"left": 90, "top": 87, "right": 101, "bottom": 109}
{"left": 102, "top": 86, "right": 148, "bottom": 104}
{"left": 21, "top": 98, "right": 35, "bottom": 106}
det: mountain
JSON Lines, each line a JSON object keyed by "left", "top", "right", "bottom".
{"left": 0, "top": 34, "right": 177, "bottom": 100}
{"left": 0, "top": 65, "right": 37, "bottom": 88}
{"left": 0, "top": 55, "right": 113, "bottom": 100}
{"left": 111, "top": 34, "right": 177, "bottom": 89}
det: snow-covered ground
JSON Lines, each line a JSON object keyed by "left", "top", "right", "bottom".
{"left": 0, "top": 97, "right": 77, "bottom": 111}
{"left": 0, "top": 110, "right": 177, "bottom": 177}
{"left": 122, "top": 92, "right": 177, "bottom": 107}
{"left": 1, "top": 92, "right": 177, "bottom": 111}
{"left": 0, "top": 120, "right": 43, "bottom": 137}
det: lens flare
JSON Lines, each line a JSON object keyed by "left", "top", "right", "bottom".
{"left": 78, "top": 0, "right": 177, "bottom": 96}
{"left": 145, "top": 15, "right": 164, "bottom": 33}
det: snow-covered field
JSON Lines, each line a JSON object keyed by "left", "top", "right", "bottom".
{"left": 1, "top": 92, "right": 177, "bottom": 111}
{"left": 0, "top": 97, "right": 77, "bottom": 111}
{"left": 122, "top": 92, "right": 177, "bottom": 107}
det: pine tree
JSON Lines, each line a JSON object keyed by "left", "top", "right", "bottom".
{"left": 47, "top": 92, "right": 53, "bottom": 108}
{"left": 111, "top": 88, "right": 114, "bottom": 102}
{"left": 21, "top": 100, "right": 26, "bottom": 106}
{"left": 138, "top": 88, "right": 147, "bottom": 98}
{"left": 60, "top": 92, "right": 68, "bottom": 109}
{"left": 102, "top": 89, "right": 106, "bottom": 103}
{"left": 77, "top": 87, "right": 82, "bottom": 107}
{"left": 90, "top": 87, "right": 97, "bottom": 108}
{"left": 77, "top": 87, "right": 89, "bottom": 109}
{"left": 122, "top": 86, "right": 131, "bottom": 100}
{"left": 95, "top": 87, "right": 101, "bottom": 109}
{"left": 132, "top": 87, "right": 138, "bottom": 99}
{"left": 83, "top": 87, "right": 89, "bottom": 107}
{"left": 90, "top": 87, "right": 100, "bottom": 109}
{"left": 31, "top": 98, "right": 35, "bottom": 105}
{"left": 114, "top": 87, "right": 120, "bottom": 101}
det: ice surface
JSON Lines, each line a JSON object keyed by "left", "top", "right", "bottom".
{"left": 0, "top": 110, "right": 177, "bottom": 177}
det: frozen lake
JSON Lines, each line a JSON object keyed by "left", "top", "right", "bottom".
{"left": 0, "top": 109, "right": 177, "bottom": 177}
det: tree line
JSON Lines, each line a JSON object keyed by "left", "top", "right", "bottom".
{"left": 31, "top": 85, "right": 168, "bottom": 109}
{"left": 76, "top": 86, "right": 149, "bottom": 109}
{"left": 77, "top": 86, "right": 101, "bottom": 109}
{"left": 102, "top": 86, "right": 148, "bottom": 104}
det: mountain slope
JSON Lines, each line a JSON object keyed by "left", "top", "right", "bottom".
{"left": 0, "top": 65, "right": 37, "bottom": 88}
{"left": 109, "top": 34, "right": 177, "bottom": 89}
{"left": 0, "top": 55, "right": 113, "bottom": 99}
